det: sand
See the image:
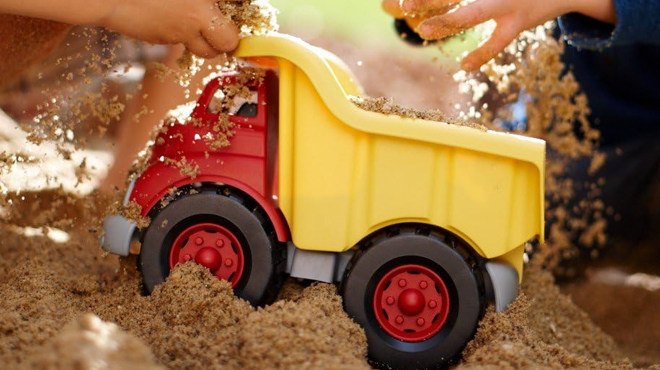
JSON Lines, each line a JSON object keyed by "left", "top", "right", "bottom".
{"left": 21, "top": 314, "right": 165, "bottom": 370}
{"left": 0, "top": 157, "right": 653, "bottom": 370}
{"left": 561, "top": 240, "right": 660, "bottom": 367}
{"left": 0, "top": 204, "right": 656, "bottom": 370}
{"left": 0, "top": 212, "right": 370, "bottom": 370}
{"left": 351, "top": 95, "right": 488, "bottom": 131}
{"left": 563, "top": 275, "right": 660, "bottom": 367}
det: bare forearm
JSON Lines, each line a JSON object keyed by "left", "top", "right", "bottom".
{"left": 102, "top": 46, "right": 225, "bottom": 192}
{"left": 1, "top": 0, "right": 240, "bottom": 59}
{"left": 0, "top": 0, "right": 113, "bottom": 26}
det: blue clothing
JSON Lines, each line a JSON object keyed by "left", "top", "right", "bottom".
{"left": 558, "top": 0, "right": 660, "bottom": 145}
{"left": 546, "top": 2, "right": 660, "bottom": 246}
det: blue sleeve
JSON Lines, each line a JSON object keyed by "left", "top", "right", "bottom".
{"left": 558, "top": 0, "right": 660, "bottom": 50}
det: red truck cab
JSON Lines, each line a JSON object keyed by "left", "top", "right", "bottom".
{"left": 130, "top": 70, "right": 289, "bottom": 242}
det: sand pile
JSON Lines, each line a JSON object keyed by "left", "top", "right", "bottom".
{"left": 1, "top": 207, "right": 655, "bottom": 370}
{"left": 458, "top": 267, "right": 628, "bottom": 370}
{"left": 562, "top": 264, "right": 660, "bottom": 366}
{"left": 237, "top": 284, "right": 370, "bottom": 370}
{"left": 21, "top": 314, "right": 165, "bottom": 370}
{"left": 0, "top": 177, "right": 653, "bottom": 370}
{"left": 0, "top": 207, "right": 369, "bottom": 370}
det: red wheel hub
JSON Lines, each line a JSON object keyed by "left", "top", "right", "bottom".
{"left": 169, "top": 223, "right": 244, "bottom": 287}
{"left": 373, "top": 264, "right": 450, "bottom": 342}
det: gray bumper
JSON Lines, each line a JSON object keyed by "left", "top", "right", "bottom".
{"left": 485, "top": 261, "right": 520, "bottom": 312}
{"left": 101, "top": 215, "right": 137, "bottom": 256}
{"left": 101, "top": 178, "right": 138, "bottom": 256}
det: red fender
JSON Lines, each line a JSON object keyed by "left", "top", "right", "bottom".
{"left": 130, "top": 160, "right": 291, "bottom": 242}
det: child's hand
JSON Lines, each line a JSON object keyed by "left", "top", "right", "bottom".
{"left": 101, "top": 0, "right": 242, "bottom": 58}
{"left": 383, "top": 0, "right": 616, "bottom": 71}
{"left": 0, "top": 0, "right": 242, "bottom": 58}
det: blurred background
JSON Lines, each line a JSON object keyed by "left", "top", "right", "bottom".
{"left": 270, "top": 0, "right": 479, "bottom": 111}
{"left": 273, "top": 0, "right": 400, "bottom": 47}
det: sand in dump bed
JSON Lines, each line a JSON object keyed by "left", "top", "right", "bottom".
{"left": 0, "top": 193, "right": 658, "bottom": 370}
{"left": 351, "top": 95, "right": 488, "bottom": 131}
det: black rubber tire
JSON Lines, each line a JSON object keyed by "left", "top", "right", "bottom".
{"left": 139, "top": 187, "right": 285, "bottom": 306}
{"left": 341, "top": 226, "right": 483, "bottom": 370}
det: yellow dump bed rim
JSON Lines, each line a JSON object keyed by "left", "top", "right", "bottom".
{"left": 235, "top": 33, "right": 546, "bottom": 169}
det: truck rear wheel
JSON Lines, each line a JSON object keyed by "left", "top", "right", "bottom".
{"left": 139, "top": 187, "right": 285, "bottom": 306}
{"left": 341, "top": 226, "right": 483, "bottom": 370}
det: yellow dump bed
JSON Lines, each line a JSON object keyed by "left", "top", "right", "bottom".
{"left": 235, "top": 34, "right": 545, "bottom": 273}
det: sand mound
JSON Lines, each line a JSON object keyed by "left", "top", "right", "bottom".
{"left": 457, "top": 267, "right": 629, "bottom": 370}
{"left": 21, "top": 314, "right": 164, "bottom": 370}
{"left": 0, "top": 207, "right": 656, "bottom": 370}
{"left": 91, "top": 262, "right": 254, "bottom": 370}
{"left": 238, "top": 283, "right": 369, "bottom": 370}
{"left": 563, "top": 268, "right": 660, "bottom": 366}
{"left": 0, "top": 218, "right": 370, "bottom": 370}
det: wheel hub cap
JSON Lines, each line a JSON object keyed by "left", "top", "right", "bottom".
{"left": 169, "top": 223, "right": 244, "bottom": 287}
{"left": 373, "top": 264, "right": 450, "bottom": 342}
{"left": 195, "top": 247, "right": 222, "bottom": 271}
{"left": 398, "top": 289, "right": 426, "bottom": 316}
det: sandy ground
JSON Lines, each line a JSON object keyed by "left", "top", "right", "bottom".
{"left": 562, "top": 242, "right": 660, "bottom": 367}
{"left": 0, "top": 207, "right": 657, "bottom": 370}
{"left": 0, "top": 34, "right": 659, "bottom": 370}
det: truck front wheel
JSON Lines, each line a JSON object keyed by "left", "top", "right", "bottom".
{"left": 341, "top": 226, "right": 483, "bottom": 370}
{"left": 139, "top": 187, "right": 285, "bottom": 306}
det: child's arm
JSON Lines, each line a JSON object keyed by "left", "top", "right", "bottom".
{"left": 0, "top": 0, "right": 241, "bottom": 57}
{"left": 100, "top": 45, "right": 195, "bottom": 192}
{"left": 383, "top": 0, "right": 616, "bottom": 71}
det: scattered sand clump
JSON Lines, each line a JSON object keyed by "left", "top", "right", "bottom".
{"left": 171, "top": 0, "right": 278, "bottom": 85}
{"left": 454, "top": 23, "right": 608, "bottom": 274}
{"left": 218, "top": 0, "right": 279, "bottom": 37}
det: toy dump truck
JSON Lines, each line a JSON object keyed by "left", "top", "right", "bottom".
{"left": 102, "top": 34, "right": 545, "bottom": 370}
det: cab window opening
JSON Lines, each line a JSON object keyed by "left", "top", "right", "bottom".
{"left": 207, "top": 86, "right": 259, "bottom": 118}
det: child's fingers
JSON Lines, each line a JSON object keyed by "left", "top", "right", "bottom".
{"left": 185, "top": 35, "right": 221, "bottom": 58}
{"left": 382, "top": 0, "right": 406, "bottom": 18}
{"left": 418, "top": 0, "right": 505, "bottom": 39}
{"left": 201, "top": 12, "right": 240, "bottom": 52}
{"left": 406, "top": 16, "right": 425, "bottom": 31}
{"left": 401, "top": 0, "right": 456, "bottom": 13}
{"left": 460, "top": 20, "right": 519, "bottom": 71}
